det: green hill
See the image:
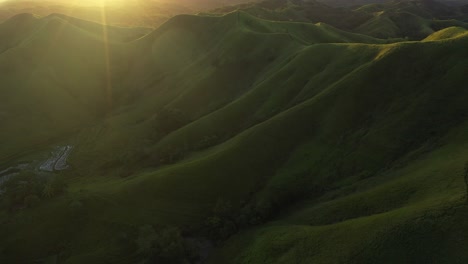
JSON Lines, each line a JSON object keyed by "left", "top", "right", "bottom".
{"left": 423, "top": 25, "right": 468, "bottom": 39}
{"left": 319, "top": 0, "right": 468, "bottom": 7}
{"left": 0, "top": 0, "right": 259, "bottom": 28}
{"left": 210, "top": 0, "right": 373, "bottom": 31}
{"left": 354, "top": 0, "right": 468, "bottom": 39}
{"left": 210, "top": 0, "right": 468, "bottom": 39}
{"left": 0, "top": 13, "right": 142, "bottom": 163}
{"left": 1, "top": 7, "right": 468, "bottom": 264}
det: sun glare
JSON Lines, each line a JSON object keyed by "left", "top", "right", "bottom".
{"left": 95, "top": 0, "right": 114, "bottom": 113}
{"left": 80, "top": 0, "right": 127, "bottom": 6}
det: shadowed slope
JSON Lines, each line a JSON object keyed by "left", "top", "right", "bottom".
{"left": 0, "top": 13, "right": 135, "bottom": 162}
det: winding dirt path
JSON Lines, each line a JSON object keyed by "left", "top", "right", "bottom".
{"left": 39, "top": 146, "right": 73, "bottom": 172}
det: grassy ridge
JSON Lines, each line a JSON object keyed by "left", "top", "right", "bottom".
{"left": 0, "top": 13, "right": 139, "bottom": 162}
{"left": 211, "top": 0, "right": 468, "bottom": 40}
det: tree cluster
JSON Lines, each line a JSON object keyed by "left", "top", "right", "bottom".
{"left": 136, "top": 225, "right": 199, "bottom": 264}
{"left": 1, "top": 171, "right": 67, "bottom": 211}
{"left": 464, "top": 162, "right": 468, "bottom": 203}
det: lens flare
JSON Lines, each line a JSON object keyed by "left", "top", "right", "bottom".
{"left": 99, "top": 0, "right": 113, "bottom": 114}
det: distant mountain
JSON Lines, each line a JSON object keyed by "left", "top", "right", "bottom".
{"left": 0, "top": 0, "right": 183, "bottom": 27}
{"left": 158, "top": 0, "right": 260, "bottom": 9}
{"left": 0, "top": 0, "right": 258, "bottom": 27}
{"left": 210, "top": 0, "right": 468, "bottom": 39}
{"left": 355, "top": 0, "right": 468, "bottom": 38}
{"left": 210, "top": 0, "right": 374, "bottom": 30}
{"left": 318, "top": 0, "right": 468, "bottom": 7}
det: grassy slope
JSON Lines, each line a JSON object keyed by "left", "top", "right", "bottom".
{"left": 210, "top": 0, "right": 468, "bottom": 40}
{"left": 210, "top": 0, "right": 372, "bottom": 31}
{"left": 204, "top": 33, "right": 468, "bottom": 263}
{"left": 209, "top": 124, "right": 468, "bottom": 263}
{"left": 423, "top": 25, "right": 468, "bottom": 40}
{"left": 0, "top": 0, "right": 192, "bottom": 28}
{"left": 1, "top": 11, "right": 468, "bottom": 264}
{"left": 354, "top": 0, "right": 468, "bottom": 39}
{"left": 0, "top": 0, "right": 261, "bottom": 28}
{"left": 0, "top": 13, "right": 141, "bottom": 164}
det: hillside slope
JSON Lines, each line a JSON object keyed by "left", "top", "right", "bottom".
{"left": 0, "top": 13, "right": 144, "bottom": 163}
{"left": 0, "top": 10, "right": 468, "bottom": 264}
{"left": 0, "top": 0, "right": 259, "bottom": 28}
{"left": 354, "top": 0, "right": 468, "bottom": 39}
{"left": 210, "top": 0, "right": 468, "bottom": 39}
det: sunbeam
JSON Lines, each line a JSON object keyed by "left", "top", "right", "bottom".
{"left": 99, "top": 0, "right": 113, "bottom": 115}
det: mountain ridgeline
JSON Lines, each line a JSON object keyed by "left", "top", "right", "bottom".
{"left": 211, "top": 0, "right": 468, "bottom": 39}
{"left": 1, "top": 0, "right": 468, "bottom": 263}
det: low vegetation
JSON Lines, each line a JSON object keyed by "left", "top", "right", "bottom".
{"left": 1, "top": 171, "right": 67, "bottom": 211}
{"left": 464, "top": 162, "right": 468, "bottom": 203}
{"left": 136, "top": 225, "right": 198, "bottom": 264}
{"left": 1, "top": 0, "right": 468, "bottom": 263}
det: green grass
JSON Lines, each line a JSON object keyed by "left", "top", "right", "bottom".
{"left": 209, "top": 0, "right": 468, "bottom": 40}
{"left": 1, "top": 8, "right": 468, "bottom": 264}
{"left": 424, "top": 26, "right": 468, "bottom": 41}
{"left": 208, "top": 127, "right": 468, "bottom": 263}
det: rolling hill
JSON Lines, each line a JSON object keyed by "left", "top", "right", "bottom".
{"left": 210, "top": 0, "right": 468, "bottom": 39}
{"left": 0, "top": 3, "right": 468, "bottom": 264}
{"left": 0, "top": 0, "right": 259, "bottom": 28}
{"left": 354, "top": 0, "right": 468, "bottom": 38}
{"left": 318, "top": 0, "right": 468, "bottom": 7}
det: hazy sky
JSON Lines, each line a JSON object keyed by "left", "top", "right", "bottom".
{"left": 0, "top": 0, "right": 254, "bottom": 27}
